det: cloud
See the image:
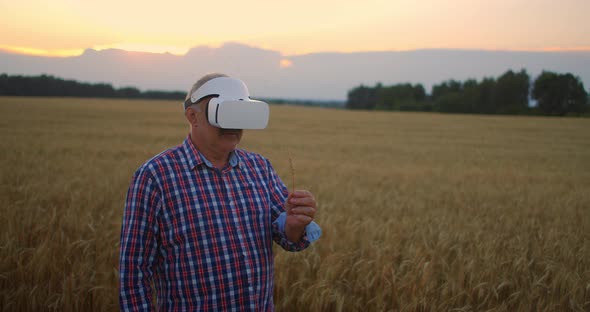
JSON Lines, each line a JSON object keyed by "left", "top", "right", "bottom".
{"left": 1, "top": 43, "right": 589, "bottom": 100}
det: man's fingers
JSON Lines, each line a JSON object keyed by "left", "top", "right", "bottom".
{"left": 290, "top": 206, "right": 316, "bottom": 218}
{"left": 291, "top": 190, "right": 313, "bottom": 197}
{"left": 288, "top": 195, "right": 316, "bottom": 208}
{"left": 286, "top": 190, "right": 317, "bottom": 218}
{"left": 290, "top": 190, "right": 314, "bottom": 199}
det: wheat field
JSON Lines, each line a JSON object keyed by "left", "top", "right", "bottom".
{"left": 1, "top": 96, "right": 589, "bottom": 311}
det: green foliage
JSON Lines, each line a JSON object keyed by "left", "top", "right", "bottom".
{"left": 431, "top": 70, "right": 530, "bottom": 115}
{"left": 260, "top": 98, "right": 345, "bottom": 108}
{"left": 431, "top": 80, "right": 462, "bottom": 100}
{"left": 346, "top": 82, "right": 428, "bottom": 111}
{"left": 435, "top": 92, "right": 472, "bottom": 113}
{"left": 346, "top": 84, "right": 378, "bottom": 110}
{"left": 0, "top": 73, "right": 185, "bottom": 100}
{"left": 476, "top": 78, "right": 497, "bottom": 114}
{"left": 375, "top": 83, "right": 425, "bottom": 111}
{"left": 532, "top": 71, "right": 589, "bottom": 116}
{"left": 116, "top": 86, "right": 141, "bottom": 98}
{"left": 347, "top": 68, "right": 588, "bottom": 117}
{"left": 494, "top": 70, "right": 530, "bottom": 114}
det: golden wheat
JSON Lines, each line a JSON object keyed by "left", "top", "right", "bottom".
{"left": 288, "top": 152, "right": 296, "bottom": 193}
{"left": 1, "top": 97, "right": 589, "bottom": 311}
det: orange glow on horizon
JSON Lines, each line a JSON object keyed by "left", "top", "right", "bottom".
{"left": 538, "top": 46, "right": 590, "bottom": 52}
{"left": 0, "top": 45, "right": 84, "bottom": 57}
{"left": 279, "top": 59, "right": 293, "bottom": 68}
{"left": 91, "top": 43, "right": 190, "bottom": 55}
{"left": 2, "top": 43, "right": 590, "bottom": 58}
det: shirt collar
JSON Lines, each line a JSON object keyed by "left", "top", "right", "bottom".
{"left": 228, "top": 150, "right": 240, "bottom": 168}
{"left": 182, "top": 135, "right": 240, "bottom": 170}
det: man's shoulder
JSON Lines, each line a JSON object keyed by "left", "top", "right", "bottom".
{"left": 235, "top": 149, "right": 270, "bottom": 168}
{"left": 134, "top": 143, "right": 185, "bottom": 179}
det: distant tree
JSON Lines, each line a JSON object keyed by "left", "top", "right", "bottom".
{"left": 532, "top": 71, "right": 589, "bottom": 116}
{"left": 94, "top": 83, "right": 117, "bottom": 97}
{"left": 431, "top": 71, "right": 531, "bottom": 115}
{"left": 494, "top": 69, "right": 530, "bottom": 114}
{"left": 461, "top": 79, "right": 480, "bottom": 113}
{"left": 403, "top": 83, "right": 430, "bottom": 111}
{"left": 346, "top": 84, "right": 378, "bottom": 110}
{"left": 477, "top": 78, "right": 497, "bottom": 114}
{"left": 117, "top": 87, "right": 141, "bottom": 98}
{"left": 436, "top": 92, "right": 471, "bottom": 113}
{"left": 413, "top": 84, "right": 426, "bottom": 102}
{"left": 375, "top": 83, "right": 427, "bottom": 111}
{"left": 431, "top": 80, "right": 462, "bottom": 101}
{"left": 432, "top": 80, "right": 464, "bottom": 113}
{"left": 143, "top": 90, "right": 185, "bottom": 100}
{"left": 376, "top": 84, "right": 404, "bottom": 110}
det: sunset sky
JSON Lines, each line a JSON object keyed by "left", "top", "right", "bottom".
{"left": 1, "top": 0, "right": 589, "bottom": 57}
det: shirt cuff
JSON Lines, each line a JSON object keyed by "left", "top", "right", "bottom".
{"left": 275, "top": 212, "right": 322, "bottom": 243}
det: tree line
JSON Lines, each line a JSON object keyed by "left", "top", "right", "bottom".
{"left": 347, "top": 70, "right": 589, "bottom": 116}
{"left": 0, "top": 73, "right": 347, "bottom": 108}
{"left": 0, "top": 74, "right": 185, "bottom": 100}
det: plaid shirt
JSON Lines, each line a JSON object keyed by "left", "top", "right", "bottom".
{"left": 119, "top": 136, "right": 320, "bottom": 311}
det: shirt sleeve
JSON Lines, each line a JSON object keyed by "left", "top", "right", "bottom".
{"left": 119, "top": 167, "right": 161, "bottom": 311}
{"left": 266, "top": 159, "right": 321, "bottom": 251}
{"left": 274, "top": 212, "right": 322, "bottom": 243}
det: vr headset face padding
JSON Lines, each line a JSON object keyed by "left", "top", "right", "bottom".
{"left": 187, "top": 77, "right": 270, "bottom": 130}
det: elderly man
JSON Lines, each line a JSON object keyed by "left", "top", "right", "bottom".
{"left": 119, "top": 73, "right": 321, "bottom": 311}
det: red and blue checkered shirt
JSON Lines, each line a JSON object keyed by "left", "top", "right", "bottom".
{"left": 119, "top": 135, "right": 320, "bottom": 311}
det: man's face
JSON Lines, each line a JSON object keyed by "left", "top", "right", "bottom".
{"left": 193, "top": 99, "right": 243, "bottom": 154}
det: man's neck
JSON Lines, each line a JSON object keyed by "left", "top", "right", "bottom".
{"left": 190, "top": 137, "right": 230, "bottom": 170}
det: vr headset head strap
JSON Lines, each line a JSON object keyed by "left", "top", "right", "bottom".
{"left": 184, "top": 77, "right": 250, "bottom": 109}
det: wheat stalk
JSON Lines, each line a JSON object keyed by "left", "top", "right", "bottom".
{"left": 288, "top": 151, "right": 296, "bottom": 193}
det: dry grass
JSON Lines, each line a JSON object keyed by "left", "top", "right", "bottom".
{"left": 1, "top": 96, "right": 589, "bottom": 311}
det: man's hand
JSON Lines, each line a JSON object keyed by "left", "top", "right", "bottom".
{"left": 284, "top": 190, "right": 316, "bottom": 243}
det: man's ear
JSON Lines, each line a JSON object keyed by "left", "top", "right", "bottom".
{"left": 185, "top": 107, "right": 199, "bottom": 126}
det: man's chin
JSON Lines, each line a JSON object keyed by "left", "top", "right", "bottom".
{"left": 219, "top": 135, "right": 240, "bottom": 149}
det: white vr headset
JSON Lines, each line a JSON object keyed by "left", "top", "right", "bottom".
{"left": 184, "top": 77, "right": 269, "bottom": 129}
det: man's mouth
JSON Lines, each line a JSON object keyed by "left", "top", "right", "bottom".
{"left": 220, "top": 129, "right": 242, "bottom": 136}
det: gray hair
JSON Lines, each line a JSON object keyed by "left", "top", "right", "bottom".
{"left": 184, "top": 73, "right": 229, "bottom": 110}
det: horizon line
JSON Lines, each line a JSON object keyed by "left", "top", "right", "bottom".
{"left": 1, "top": 43, "right": 590, "bottom": 59}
